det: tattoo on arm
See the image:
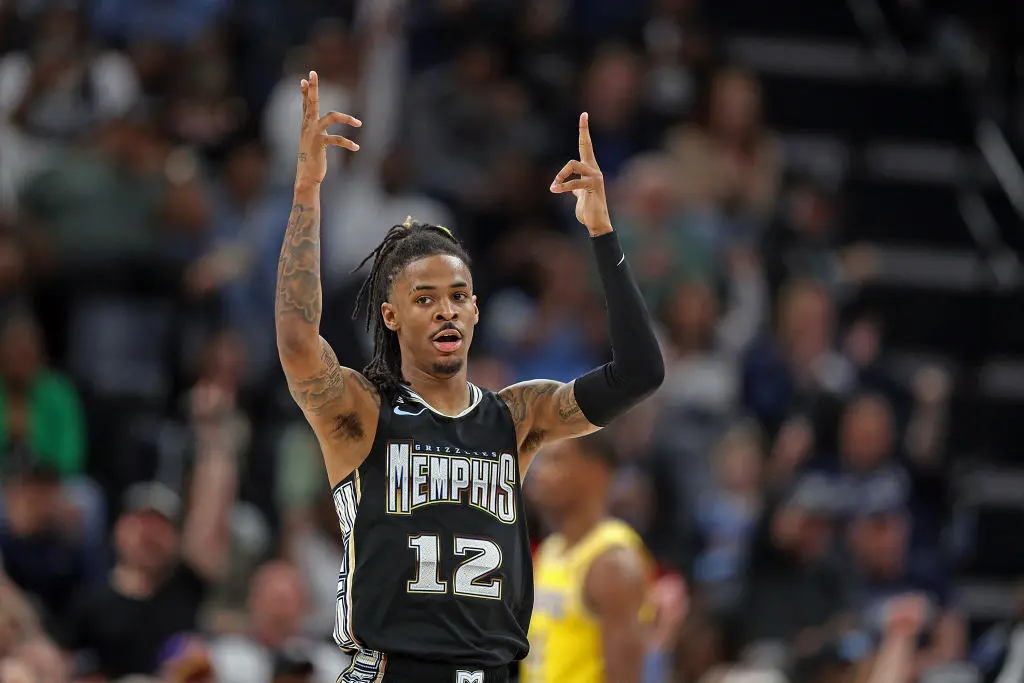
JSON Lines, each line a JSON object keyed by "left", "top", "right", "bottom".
{"left": 287, "top": 341, "right": 345, "bottom": 415}
{"left": 500, "top": 381, "right": 592, "bottom": 453}
{"left": 275, "top": 202, "right": 322, "bottom": 330}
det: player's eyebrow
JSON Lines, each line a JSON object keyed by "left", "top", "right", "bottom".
{"left": 411, "top": 281, "right": 469, "bottom": 292}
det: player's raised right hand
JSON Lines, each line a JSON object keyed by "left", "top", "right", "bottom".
{"left": 294, "top": 70, "right": 361, "bottom": 191}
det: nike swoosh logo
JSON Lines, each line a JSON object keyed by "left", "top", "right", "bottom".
{"left": 393, "top": 404, "right": 427, "bottom": 416}
{"left": 616, "top": 254, "right": 625, "bottom": 266}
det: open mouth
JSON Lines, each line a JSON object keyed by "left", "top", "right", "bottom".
{"left": 431, "top": 328, "right": 463, "bottom": 354}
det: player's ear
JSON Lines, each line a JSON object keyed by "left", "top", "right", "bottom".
{"left": 471, "top": 294, "right": 479, "bottom": 326}
{"left": 381, "top": 302, "right": 399, "bottom": 332}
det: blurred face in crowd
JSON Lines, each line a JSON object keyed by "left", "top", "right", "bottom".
{"left": 537, "top": 240, "right": 589, "bottom": 309}
{"left": 466, "top": 355, "right": 511, "bottom": 392}
{"left": 3, "top": 476, "right": 60, "bottom": 537}
{"left": 772, "top": 504, "right": 833, "bottom": 562}
{"left": 0, "top": 235, "right": 27, "bottom": 294}
{"left": 115, "top": 510, "right": 180, "bottom": 574}
{"left": 848, "top": 513, "right": 908, "bottom": 577}
{"left": 608, "top": 468, "right": 654, "bottom": 532}
{"left": 665, "top": 280, "right": 718, "bottom": 351}
{"left": 309, "top": 22, "right": 352, "bottom": 82}
{"left": 200, "top": 330, "right": 247, "bottom": 389}
{"left": 788, "top": 184, "right": 834, "bottom": 238}
{"left": 715, "top": 428, "right": 763, "bottom": 496}
{"left": 778, "top": 281, "right": 833, "bottom": 363}
{"left": 379, "top": 147, "right": 411, "bottom": 196}
{"left": 618, "top": 154, "right": 679, "bottom": 221}
{"left": 249, "top": 562, "right": 308, "bottom": 646}
{"left": 840, "top": 395, "right": 894, "bottom": 471}
{"left": 708, "top": 69, "right": 763, "bottom": 140}
{"left": 583, "top": 48, "right": 641, "bottom": 127}
{"left": 456, "top": 42, "right": 499, "bottom": 86}
{"left": 527, "top": 439, "right": 609, "bottom": 519}
{"left": 0, "top": 316, "right": 43, "bottom": 388}
{"left": 225, "top": 144, "right": 268, "bottom": 203}
{"left": 32, "top": 7, "right": 82, "bottom": 61}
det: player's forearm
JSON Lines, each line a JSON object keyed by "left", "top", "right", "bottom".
{"left": 602, "top": 625, "right": 645, "bottom": 683}
{"left": 276, "top": 186, "right": 324, "bottom": 354}
{"left": 573, "top": 231, "right": 665, "bottom": 427}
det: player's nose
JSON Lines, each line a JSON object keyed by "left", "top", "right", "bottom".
{"left": 434, "top": 301, "right": 457, "bottom": 321}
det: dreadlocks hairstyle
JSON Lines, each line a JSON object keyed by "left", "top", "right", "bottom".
{"left": 351, "top": 218, "right": 472, "bottom": 402}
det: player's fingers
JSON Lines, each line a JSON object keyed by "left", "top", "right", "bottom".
{"left": 324, "top": 135, "right": 360, "bottom": 151}
{"left": 578, "top": 112, "right": 597, "bottom": 165}
{"left": 550, "top": 178, "right": 593, "bottom": 194}
{"left": 307, "top": 70, "right": 320, "bottom": 117}
{"left": 318, "top": 111, "right": 363, "bottom": 130}
{"left": 300, "top": 79, "right": 309, "bottom": 119}
{"left": 551, "top": 159, "right": 582, "bottom": 186}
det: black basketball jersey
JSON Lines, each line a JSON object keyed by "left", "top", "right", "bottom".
{"left": 331, "top": 382, "right": 533, "bottom": 673}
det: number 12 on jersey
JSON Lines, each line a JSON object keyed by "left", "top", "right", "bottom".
{"left": 408, "top": 534, "right": 503, "bottom": 600}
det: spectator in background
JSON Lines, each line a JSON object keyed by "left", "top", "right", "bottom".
{"left": 406, "top": 36, "right": 547, "bottom": 210}
{"left": 0, "top": 2, "right": 139, "bottom": 207}
{"left": 0, "top": 462, "right": 98, "bottom": 624}
{"left": 322, "top": 4, "right": 455, "bottom": 286}
{"left": 736, "top": 475, "right": 851, "bottom": 660}
{"left": 209, "top": 561, "right": 348, "bottom": 683}
{"left": 742, "top": 279, "right": 853, "bottom": 437}
{"left": 55, "top": 386, "right": 237, "bottom": 679}
{"left": 0, "top": 311, "right": 84, "bottom": 478}
{"left": 845, "top": 500, "right": 965, "bottom": 677}
{"left": 0, "top": 311, "right": 107, "bottom": 578}
{"left": 164, "top": 29, "right": 247, "bottom": 159}
{"left": 641, "top": 0, "right": 711, "bottom": 123}
{"left": 691, "top": 422, "right": 764, "bottom": 611}
{"left": 576, "top": 45, "right": 655, "bottom": 182}
{"left": 0, "top": 229, "right": 30, "bottom": 317}
{"left": 762, "top": 176, "right": 878, "bottom": 301}
{"left": 614, "top": 153, "right": 721, "bottom": 304}
{"left": 482, "top": 235, "right": 601, "bottom": 383}
{"left": 666, "top": 67, "right": 782, "bottom": 238}
{"left": 90, "top": 0, "right": 228, "bottom": 46}
{"left": 188, "top": 142, "right": 291, "bottom": 380}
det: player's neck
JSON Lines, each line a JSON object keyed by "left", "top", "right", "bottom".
{"left": 558, "top": 501, "right": 606, "bottom": 550}
{"left": 403, "top": 367, "right": 471, "bottom": 416}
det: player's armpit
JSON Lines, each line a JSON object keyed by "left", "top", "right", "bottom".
{"left": 282, "top": 337, "right": 380, "bottom": 461}
{"left": 585, "top": 547, "right": 649, "bottom": 683}
{"left": 498, "top": 379, "right": 598, "bottom": 459}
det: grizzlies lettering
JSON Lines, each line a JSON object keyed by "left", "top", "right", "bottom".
{"left": 386, "top": 441, "right": 518, "bottom": 523}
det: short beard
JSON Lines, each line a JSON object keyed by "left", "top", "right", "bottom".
{"left": 431, "top": 359, "right": 464, "bottom": 377}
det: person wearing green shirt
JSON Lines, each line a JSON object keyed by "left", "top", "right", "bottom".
{"left": 0, "top": 313, "right": 85, "bottom": 477}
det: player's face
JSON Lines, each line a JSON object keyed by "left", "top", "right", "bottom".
{"left": 526, "top": 440, "right": 588, "bottom": 515}
{"left": 384, "top": 254, "right": 478, "bottom": 378}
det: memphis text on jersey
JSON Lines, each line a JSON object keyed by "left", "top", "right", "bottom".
{"left": 385, "top": 440, "right": 518, "bottom": 523}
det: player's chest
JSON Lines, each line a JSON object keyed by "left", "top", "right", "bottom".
{"left": 380, "top": 438, "right": 520, "bottom": 524}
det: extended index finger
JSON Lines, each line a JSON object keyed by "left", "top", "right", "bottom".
{"left": 307, "top": 70, "right": 320, "bottom": 120}
{"left": 579, "top": 112, "right": 596, "bottom": 164}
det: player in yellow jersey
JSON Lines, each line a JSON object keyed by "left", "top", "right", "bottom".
{"left": 523, "top": 432, "right": 655, "bottom": 683}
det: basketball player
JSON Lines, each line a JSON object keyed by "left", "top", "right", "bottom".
{"left": 275, "top": 71, "right": 664, "bottom": 683}
{"left": 523, "top": 434, "right": 654, "bottom": 683}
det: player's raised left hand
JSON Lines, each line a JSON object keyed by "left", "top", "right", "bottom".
{"left": 550, "top": 112, "right": 613, "bottom": 236}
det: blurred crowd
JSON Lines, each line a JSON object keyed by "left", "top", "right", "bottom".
{"left": 0, "top": 1, "right": 1017, "bottom": 683}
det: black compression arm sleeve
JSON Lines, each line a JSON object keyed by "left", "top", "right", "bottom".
{"left": 574, "top": 231, "right": 665, "bottom": 427}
